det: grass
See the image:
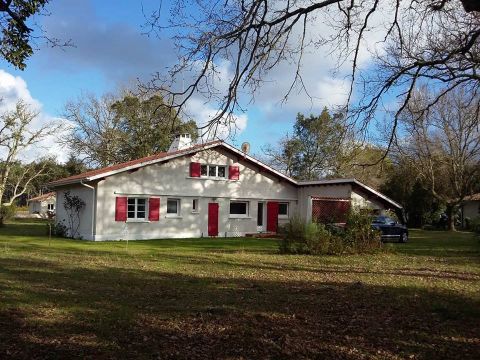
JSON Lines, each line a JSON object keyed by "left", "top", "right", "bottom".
{"left": 0, "top": 222, "right": 479, "bottom": 359}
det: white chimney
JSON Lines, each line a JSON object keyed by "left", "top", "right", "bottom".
{"left": 168, "top": 134, "right": 193, "bottom": 152}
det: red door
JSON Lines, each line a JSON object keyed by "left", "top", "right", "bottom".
{"left": 208, "top": 203, "right": 219, "bottom": 236}
{"left": 266, "top": 202, "right": 279, "bottom": 233}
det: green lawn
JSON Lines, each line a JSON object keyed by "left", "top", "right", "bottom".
{"left": 0, "top": 222, "right": 479, "bottom": 359}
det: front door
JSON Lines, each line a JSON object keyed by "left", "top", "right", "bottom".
{"left": 257, "top": 202, "right": 264, "bottom": 232}
{"left": 208, "top": 203, "right": 219, "bottom": 236}
{"left": 267, "top": 201, "right": 279, "bottom": 233}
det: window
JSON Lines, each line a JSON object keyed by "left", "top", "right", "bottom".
{"left": 217, "top": 166, "right": 226, "bottom": 178}
{"left": 278, "top": 202, "right": 289, "bottom": 217}
{"left": 167, "top": 198, "right": 180, "bottom": 216}
{"left": 200, "top": 164, "right": 227, "bottom": 178}
{"left": 47, "top": 203, "right": 55, "bottom": 211}
{"left": 192, "top": 198, "right": 199, "bottom": 213}
{"left": 230, "top": 201, "right": 249, "bottom": 217}
{"left": 127, "top": 198, "right": 147, "bottom": 220}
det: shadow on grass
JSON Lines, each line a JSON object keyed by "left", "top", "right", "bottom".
{"left": 0, "top": 257, "right": 479, "bottom": 359}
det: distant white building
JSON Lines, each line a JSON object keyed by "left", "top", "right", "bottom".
{"left": 461, "top": 193, "right": 480, "bottom": 227}
{"left": 28, "top": 192, "right": 56, "bottom": 215}
{"left": 48, "top": 135, "right": 401, "bottom": 240}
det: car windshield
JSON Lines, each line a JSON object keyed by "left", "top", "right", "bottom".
{"left": 372, "top": 216, "right": 395, "bottom": 224}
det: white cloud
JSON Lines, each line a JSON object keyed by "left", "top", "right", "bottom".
{"left": 186, "top": 97, "right": 248, "bottom": 142}
{"left": 0, "top": 70, "right": 69, "bottom": 163}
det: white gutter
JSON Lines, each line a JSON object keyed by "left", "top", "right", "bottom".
{"left": 80, "top": 180, "right": 95, "bottom": 240}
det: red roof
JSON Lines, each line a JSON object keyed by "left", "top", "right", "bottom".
{"left": 48, "top": 141, "right": 222, "bottom": 186}
{"left": 28, "top": 192, "right": 55, "bottom": 202}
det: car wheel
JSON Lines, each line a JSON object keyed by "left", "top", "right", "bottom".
{"left": 399, "top": 233, "right": 408, "bottom": 243}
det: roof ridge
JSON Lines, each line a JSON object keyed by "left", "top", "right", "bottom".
{"left": 48, "top": 140, "right": 222, "bottom": 186}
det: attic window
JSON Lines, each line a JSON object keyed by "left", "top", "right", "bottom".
{"left": 200, "top": 164, "right": 226, "bottom": 178}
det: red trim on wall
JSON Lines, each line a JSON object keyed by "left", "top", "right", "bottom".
{"left": 190, "top": 162, "right": 201, "bottom": 177}
{"left": 229, "top": 165, "right": 239, "bottom": 180}
{"left": 115, "top": 197, "right": 127, "bottom": 221}
{"left": 148, "top": 198, "right": 160, "bottom": 221}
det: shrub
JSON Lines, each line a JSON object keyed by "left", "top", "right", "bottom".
{"left": 279, "top": 210, "right": 381, "bottom": 255}
{"left": 344, "top": 210, "right": 383, "bottom": 254}
{"left": 53, "top": 220, "right": 69, "bottom": 238}
{"left": 0, "top": 204, "right": 17, "bottom": 226}
{"left": 470, "top": 217, "right": 480, "bottom": 236}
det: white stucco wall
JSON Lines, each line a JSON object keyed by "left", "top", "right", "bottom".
{"left": 297, "top": 184, "right": 352, "bottom": 221}
{"left": 93, "top": 147, "right": 298, "bottom": 240}
{"left": 351, "top": 190, "right": 384, "bottom": 210}
{"left": 462, "top": 201, "right": 480, "bottom": 226}
{"left": 28, "top": 199, "right": 55, "bottom": 214}
{"left": 55, "top": 186, "right": 95, "bottom": 240}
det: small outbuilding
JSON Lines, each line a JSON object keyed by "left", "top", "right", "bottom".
{"left": 28, "top": 192, "right": 56, "bottom": 215}
{"left": 460, "top": 193, "right": 480, "bottom": 227}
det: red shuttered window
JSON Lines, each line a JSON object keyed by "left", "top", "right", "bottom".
{"left": 148, "top": 198, "right": 160, "bottom": 221}
{"left": 190, "top": 162, "right": 201, "bottom": 177}
{"left": 229, "top": 165, "right": 239, "bottom": 180}
{"left": 115, "top": 197, "right": 127, "bottom": 221}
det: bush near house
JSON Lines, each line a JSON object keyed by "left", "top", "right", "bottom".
{"left": 469, "top": 217, "right": 480, "bottom": 236}
{"left": 0, "top": 204, "right": 16, "bottom": 227}
{"left": 279, "top": 211, "right": 382, "bottom": 255}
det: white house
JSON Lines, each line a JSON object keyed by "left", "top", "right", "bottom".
{"left": 460, "top": 193, "right": 480, "bottom": 227}
{"left": 28, "top": 192, "right": 56, "bottom": 215}
{"left": 48, "top": 135, "right": 401, "bottom": 240}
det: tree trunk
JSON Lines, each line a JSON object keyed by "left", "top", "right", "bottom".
{"left": 445, "top": 204, "right": 456, "bottom": 231}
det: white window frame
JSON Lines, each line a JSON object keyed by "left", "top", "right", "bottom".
{"left": 278, "top": 202, "right": 289, "bottom": 218}
{"left": 127, "top": 197, "right": 148, "bottom": 221}
{"left": 47, "top": 203, "right": 55, "bottom": 211}
{"left": 192, "top": 198, "right": 199, "bottom": 213}
{"left": 229, "top": 200, "right": 249, "bottom": 218}
{"left": 200, "top": 164, "right": 227, "bottom": 179}
{"left": 166, "top": 198, "right": 181, "bottom": 217}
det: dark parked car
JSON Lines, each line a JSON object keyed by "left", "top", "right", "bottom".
{"left": 371, "top": 216, "right": 408, "bottom": 243}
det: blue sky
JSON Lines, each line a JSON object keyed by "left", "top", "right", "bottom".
{"left": 0, "top": 0, "right": 363, "bottom": 162}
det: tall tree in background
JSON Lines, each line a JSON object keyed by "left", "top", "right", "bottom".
{"left": 64, "top": 93, "right": 198, "bottom": 167}
{"left": 0, "top": 100, "right": 61, "bottom": 223}
{"left": 380, "top": 159, "right": 440, "bottom": 227}
{"left": 333, "top": 145, "right": 392, "bottom": 189}
{"left": 111, "top": 94, "right": 197, "bottom": 160}
{"left": 394, "top": 88, "right": 480, "bottom": 231}
{"left": 264, "top": 107, "right": 391, "bottom": 186}
{"left": 264, "top": 108, "right": 347, "bottom": 180}
{"left": 63, "top": 93, "right": 123, "bottom": 167}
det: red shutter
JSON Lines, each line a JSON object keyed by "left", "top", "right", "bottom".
{"left": 115, "top": 197, "right": 127, "bottom": 221}
{"left": 190, "top": 162, "right": 201, "bottom": 177}
{"left": 267, "top": 201, "right": 279, "bottom": 232}
{"left": 148, "top": 198, "right": 160, "bottom": 221}
{"left": 229, "top": 165, "right": 240, "bottom": 180}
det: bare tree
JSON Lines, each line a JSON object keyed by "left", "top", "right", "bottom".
{"left": 63, "top": 92, "right": 198, "bottom": 168}
{"left": 63, "top": 93, "right": 125, "bottom": 168}
{"left": 2, "top": 160, "right": 51, "bottom": 206}
{"left": 141, "top": 0, "right": 479, "bottom": 147}
{"left": 393, "top": 88, "right": 480, "bottom": 231}
{"left": 0, "top": 100, "right": 61, "bottom": 218}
